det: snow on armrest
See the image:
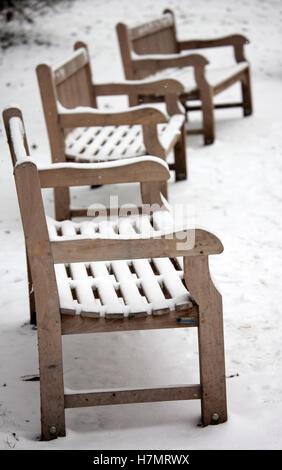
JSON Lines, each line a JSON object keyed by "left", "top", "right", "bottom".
{"left": 38, "top": 156, "right": 169, "bottom": 171}
{"left": 94, "top": 77, "right": 184, "bottom": 96}
{"left": 8, "top": 116, "right": 35, "bottom": 166}
{"left": 131, "top": 50, "right": 209, "bottom": 67}
{"left": 38, "top": 156, "right": 170, "bottom": 188}
{"left": 57, "top": 102, "right": 168, "bottom": 126}
{"left": 158, "top": 114, "right": 185, "bottom": 152}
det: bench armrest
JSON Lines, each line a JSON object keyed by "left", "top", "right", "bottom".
{"left": 93, "top": 78, "right": 184, "bottom": 96}
{"left": 178, "top": 34, "right": 249, "bottom": 62}
{"left": 38, "top": 157, "right": 170, "bottom": 188}
{"left": 57, "top": 102, "right": 168, "bottom": 127}
{"left": 50, "top": 229, "right": 223, "bottom": 264}
{"left": 131, "top": 51, "right": 209, "bottom": 74}
{"left": 93, "top": 79, "right": 185, "bottom": 116}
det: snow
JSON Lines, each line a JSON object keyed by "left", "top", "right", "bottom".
{"left": 158, "top": 114, "right": 184, "bottom": 151}
{"left": 49, "top": 213, "right": 196, "bottom": 336}
{"left": 39, "top": 155, "right": 170, "bottom": 170}
{"left": 60, "top": 101, "right": 185, "bottom": 161}
{"left": 65, "top": 122, "right": 174, "bottom": 162}
{"left": 9, "top": 117, "right": 27, "bottom": 162}
{"left": 111, "top": 260, "right": 148, "bottom": 315}
{"left": 150, "top": 61, "right": 249, "bottom": 93}
{"left": 47, "top": 210, "right": 185, "bottom": 241}
{"left": 0, "top": 0, "right": 282, "bottom": 450}
{"left": 58, "top": 101, "right": 170, "bottom": 119}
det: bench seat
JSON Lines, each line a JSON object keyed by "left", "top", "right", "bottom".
{"left": 47, "top": 211, "right": 194, "bottom": 318}
{"left": 65, "top": 114, "right": 185, "bottom": 163}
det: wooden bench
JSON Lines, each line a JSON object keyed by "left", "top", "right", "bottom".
{"left": 3, "top": 107, "right": 227, "bottom": 440}
{"left": 36, "top": 41, "right": 188, "bottom": 222}
{"left": 116, "top": 8, "right": 253, "bottom": 145}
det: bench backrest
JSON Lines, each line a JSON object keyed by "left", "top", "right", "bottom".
{"left": 130, "top": 11, "right": 178, "bottom": 55}
{"left": 36, "top": 43, "right": 97, "bottom": 163}
{"left": 37, "top": 43, "right": 96, "bottom": 112}
{"left": 116, "top": 10, "right": 178, "bottom": 79}
{"left": 53, "top": 44, "right": 96, "bottom": 110}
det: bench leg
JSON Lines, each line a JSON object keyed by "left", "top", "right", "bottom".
{"left": 241, "top": 67, "right": 253, "bottom": 117}
{"left": 184, "top": 256, "right": 227, "bottom": 425}
{"left": 37, "top": 309, "right": 66, "bottom": 440}
{"left": 129, "top": 94, "right": 139, "bottom": 107}
{"left": 174, "top": 123, "right": 188, "bottom": 181}
{"left": 140, "top": 181, "right": 168, "bottom": 205}
{"left": 200, "top": 85, "right": 215, "bottom": 145}
{"left": 34, "top": 267, "right": 66, "bottom": 439}
{"left": 54, "top": 187, "right": 71, "bottom": 221}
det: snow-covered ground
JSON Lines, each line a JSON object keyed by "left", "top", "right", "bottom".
{"left": 0, "top": 0, "right": 282, "bottom": 450}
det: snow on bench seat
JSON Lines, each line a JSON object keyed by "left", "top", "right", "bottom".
{"left": 47, "top": 212, "right": 194, "bottom": 318}
{"left": 64, "top": 114, "right": 184, "bottom": 163}
{"left": 147, "top": 61, "right": 249, "bottom": 94}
